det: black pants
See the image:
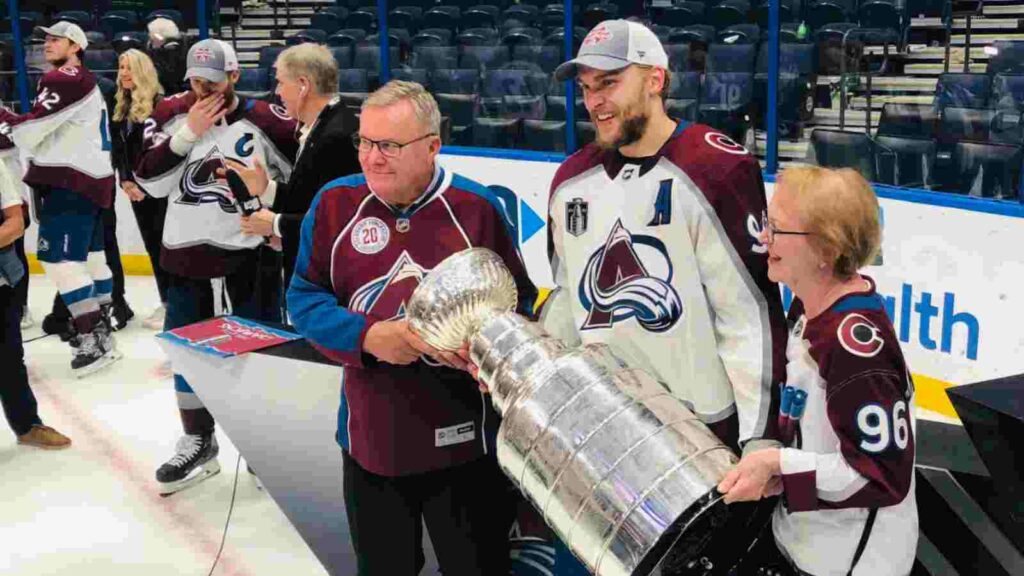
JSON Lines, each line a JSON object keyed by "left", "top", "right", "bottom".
{"left": 342, "top": 450, "right": 515, "bottom": 576}
{"left": 0, "top": 284, "right": 42, "bottom": 437}
{"left": 47, "top": 206, "right": 127, "bottom": 320}
{"left": 129, "top": 195, "right": 169, "bottom": 303}
{"left": 13, "top": 236, "right": 28, "bottom": 311}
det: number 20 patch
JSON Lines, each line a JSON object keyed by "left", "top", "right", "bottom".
{"left": 351, "top": 217, "right": 390, "bottom": 254}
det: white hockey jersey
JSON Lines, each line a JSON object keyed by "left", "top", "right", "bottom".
{"left": 0, "top": 65, "right": 114, "bottom": 208}
{"left": 540, "top": 122, "right": 787, "bottom": 449}
{"left": 134, "top": 92, "right": 298, "bottom": 278}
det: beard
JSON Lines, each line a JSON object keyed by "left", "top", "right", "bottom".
{"left": 594, "top": 85, "right": 651, "bottom": 151}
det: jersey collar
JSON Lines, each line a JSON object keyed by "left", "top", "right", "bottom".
{"left": 601, "top": 119, "right": 688, "bottom": 180}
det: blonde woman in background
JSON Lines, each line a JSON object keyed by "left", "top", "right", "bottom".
{"left": 113, "top": 49, "right": 167, "bottom": 330}
{"left": 718, "top": 166, "right": 918, "bottom": 576}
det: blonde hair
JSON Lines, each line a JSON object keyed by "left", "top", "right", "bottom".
{"left": 362, "top": 80, "right": 441, "bottom": 134}
{"left": 114, "top": 49, "right": 163, "bottom": 123}
{"left": 777, "top": 166, "right": 881, "bottom": 279}
{"left": 275, "top": 43, "right": 339, "bottom": 96}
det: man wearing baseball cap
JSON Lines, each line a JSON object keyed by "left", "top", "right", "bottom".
{"left": 135, "top": 38, "right": 299, "bottom": 496}
{"left": 0, "top": 20, "right": 122, "bottom": 376}
{"left": 533, "top": 19, "right": 787, "bottom": 572}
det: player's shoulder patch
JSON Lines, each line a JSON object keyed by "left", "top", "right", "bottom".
{"left": 550, "top": 145, "right": 603, "bottom": 198}
{"left": 703, "top": 131, "right": 750, "bottom": 156}
{"left": 57, "top": 65, "right": 79, "bottom": 77}
{"left": 835, "top": 312, "right": 885, "bottom": 358}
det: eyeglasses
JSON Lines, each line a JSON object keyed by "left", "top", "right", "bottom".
{"left": 351, "top": 133, "right": 436, "bottom": 158}
{"left": 761, "top": 210, "right": 812, "bottom": 245}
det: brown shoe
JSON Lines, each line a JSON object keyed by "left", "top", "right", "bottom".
{"left": 17, "top": 424, "right": 72, "bottom": 450}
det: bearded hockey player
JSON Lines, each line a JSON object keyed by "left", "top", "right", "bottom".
{"left": 134, "top": 39, "right": 298, "bottom": 495}
{"left": 531, "top": 20, "right": 790, "bottom": 573}
{"left": 0, "top": 21, "right": 120, "bottom": 376}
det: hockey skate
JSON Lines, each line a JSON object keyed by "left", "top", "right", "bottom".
{"left": 71, "top": 330, "right": 122, "bottom": 378}
{"left": 157, "top": 434, "right": 221, "bottom": 496}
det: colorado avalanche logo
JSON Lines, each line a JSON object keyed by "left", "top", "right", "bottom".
{"left": 837, "top": 313, "right": 884, "bottom": 358}
{"left": 349, "top": 251, "right": 427, "bottom": 319}
{"left": 578, "top": 219, "right": 683, "bottom": 332}
{"left": 177, "top": 145, "right": 237, "bottom": 213}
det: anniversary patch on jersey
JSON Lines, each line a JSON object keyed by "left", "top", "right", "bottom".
{"left": 704, "top": 132, "right": 749, "bottom": 155}
{"left": 349, "top": 251, "right": 427, "bottom": 320}
{"left": 351, "top": 217, "right": 390, "bottom": 255}
{"left": 177, "top": 145, "right": 238, "bottom": 213}
{"left": 579, "top": 219, "right": 683, "bottom": 332}
{"left": 837, "top": 313, "right": 885, "bottom": 358}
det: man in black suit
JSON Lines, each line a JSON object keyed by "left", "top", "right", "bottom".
{"left": 225, "top": 43, "right": 360, "bottom": 295}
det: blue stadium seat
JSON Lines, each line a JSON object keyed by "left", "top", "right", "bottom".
{"left": 100, "top": 11, "right": 139, "bottom": 38}
{"left": 435, "top": 93, "right": 477, "bottom": 144}
{"left": 583, "top": 3, "right": 620, "bottom": 28}
{"left": 346, "top": 9, "right": 377, "bottom": 33}
{"left": 541, "top": 5, "right": 565, "bottom": 28}
{"left": 503, "top": 5, "right": 539, "bottom": 25}
{"left": 576, "top": 121, "right": 596, "bottom": 146}
{"left": 419, "top": 27, "right": 454, "bottom": 44}
{"left": 706, "top": 43, "right": 756, "bottom": 73}
{"left": 858, "top": 0, "right": 908, "bottom": 48}
{"left": 56, "top": 11, "right": 93, "bottom": 31}
{"left": 502, "top": 27, "right": 543, "bottom": 49}
{"left": 412, "top": 32, "right": 448, "bottom": 47}
{"left": 330, "top": 46, "right": 353, "bottom": 68}
{"left": 510, "top": 44, "right": 560, "bottom": 72}
{"left": 236, "top": 68, "right": 271, "bottom": 98}
{"left": 940, "top": 107, "right": 997, "bottom": 146}
{"left": 259, "top": 46, "right": 288, "bottom": 70}
{"left": 481, "top": 69, "right": 547, "bottom": 97}
{"left": 461, "top": 45, "right": 510, "bottom": 71}
{"left": 338, "top": 68, "right": 370, "bottom": 94}
{"left": 366, "top": 29, "right": 412, "bottom": 50}
{"left": 84, "top": 50, "right": 118, "bottom": 75}
{"left": 934, "top": 73, "right": 991, "bottom": 110}
{"left": 709, "top": 0, "right": 752, "bottom": 31}
{"left": 463, "top": 5, "right": 500, "bottom": 29}
{"left": 523, "top": 119, "right": 566, "bottom": 151}
{"left": 328, "top": 29, "right": 368, "bottom": 49}
{"left": 987, "top": 42, "right": 1024, "bottom": 77}
{"left": 430, "top": 68, "right": 481, "bottom": 94}
{"left": 659, "top": 3, "right": 707, "bottom": 29}
{"left": 473, "top": 117, "right": 521, "bottom": 148}
{"left": 668, "top": 70, "right": 702, "bottom": 101}
{"left": 390, "top": 67, "right": 429, "bottom": 87}
{"left": 808, "top": 129, "right": 879, "bottom": 181}
{"left": 388, "top": 6, "right": 423, "bottom": 33}
{"left": 457, "top": 27, "right": 500, "bottom": 46}
{"left": 668, "top": 24, "right": 717, "bottom": 47}
{"left": 288, "top": 29, "right": 328, "bottom": 45}
{"left": 311, "top": 10, "right": 346, "bottom": 35}
{"left": 906, "top": 0, "right": 946, "bottom": 17}
{"left": 951, "top": 142, "right": 1023, "bottom": 199}
{"left": 353, "top": 45, "right": 401, "bottom": 73}
{"left": 424, "top": 6, "right": 460, "bottom": 32}
{"left": 991, "top": 74, "right": 1024, "bottom": 112}
{"left": 806, "top": 0, "right": 854, "bottom": 31}
{"left": 665, "top": 44, "right": 693, "bottom": 72}
{"left": 755, "top": 41, "right": 816, "bottom": 128}
{"left": 877, "top": 103, "right": 939, "bottom": 138}
{"left": 412, "top": 46, "right": 459, "bottom": 70}
{"left": 874, "top": 135, "right": 937, "bottom": 189}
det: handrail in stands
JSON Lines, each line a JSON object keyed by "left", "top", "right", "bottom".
{"left": 944, "top": 0, "right": 984, "bottom": 74}
{"left": 838, "top": 26, "right": 896, "bottom": 134}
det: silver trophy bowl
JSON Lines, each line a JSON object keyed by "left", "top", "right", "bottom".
{"left": 406, "top": 248, "right": 743, "bottom": 576}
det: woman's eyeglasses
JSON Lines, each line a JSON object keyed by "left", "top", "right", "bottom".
{"left": 761, "top": 210, "right": 812, "bottom": 245}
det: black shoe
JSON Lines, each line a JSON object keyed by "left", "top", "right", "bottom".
{"left": 42, "top": 313, "right": 75, "bottom": 342}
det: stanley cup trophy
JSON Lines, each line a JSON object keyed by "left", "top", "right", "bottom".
{"left": 407, "top": 248, "right": 757, "bottom": 576}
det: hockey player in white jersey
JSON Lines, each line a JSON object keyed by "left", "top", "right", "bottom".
{"left": 0, "top": 21, "right": 120, "bottom": 376}
{"left": 135, "top": 39, "right": 298, "bottom": 495}
{"left": 529, "top": 20, "right": 790, "bottom": 573}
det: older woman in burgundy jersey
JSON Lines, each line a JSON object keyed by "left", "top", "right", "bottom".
{"left": 718, "top": 166, "right": 918, "bottom": 576}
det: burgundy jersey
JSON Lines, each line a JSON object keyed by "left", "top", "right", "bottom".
{"left": 0, "top": 65, "right": 114, "bottom": 207}
{"left": 773, "top": 277, "right": 918, "bottom": 575}
{"left": 287, "top": 166, "right": 537, "bottom": 477}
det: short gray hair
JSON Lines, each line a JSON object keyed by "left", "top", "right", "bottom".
{"left": 362, "top": 80, "right": 441, "bottom": 134}
{"left": 275, "top": 43, "right": 339, "bottom": 96}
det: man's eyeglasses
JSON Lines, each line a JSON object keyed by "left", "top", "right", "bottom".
{"left": 351, "top": 133, "right": 436, "bottom": 158}
{"left": 761, "top": 210, "right": 812, "bottom": 245}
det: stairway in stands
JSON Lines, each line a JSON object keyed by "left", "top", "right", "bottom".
{"left": 218, "top": 0, "right": 1024, "bottom": 164}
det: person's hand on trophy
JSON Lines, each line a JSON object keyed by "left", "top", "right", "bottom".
{"left": 716, "top": 448, "right": 784, "bottom": 503}
{"left": 454, "top": 343, "right": 488, "bottom": 394}
{"left": 364, "top": 320, "right": 468, "bottom": 370}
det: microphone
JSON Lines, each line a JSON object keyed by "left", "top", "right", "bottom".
{"left": 226, "top": 167, "right": 261, "bottom": 216}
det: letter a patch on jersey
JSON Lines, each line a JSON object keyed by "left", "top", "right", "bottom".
{"left": 566, "top": 197, "right": 588, "bottom": 237}
{"left": 579, "top": 219, "right": 683, "bottom": 333}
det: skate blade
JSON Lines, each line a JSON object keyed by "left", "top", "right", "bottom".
{"left": 158, "top": 460, "right": 222, "bottom": 497}
{"left": 73, "top": 350, "right": 124, "bottom": 379}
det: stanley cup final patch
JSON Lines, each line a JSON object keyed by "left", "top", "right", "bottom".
{"left": 351, "top": 217, "right": 390, "bottom": 255}
{"left": 566, "top": 197, "right": 589, "bottom": 237}
{"left": 435, "top": 421, "right": 476, "bottom": 447}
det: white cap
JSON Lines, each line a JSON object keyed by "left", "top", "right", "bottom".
{"left": 36, "top": 21, "right": 89, "bottom": 50}
{"left": 554, "top": 19, "right": 669, "bottom": 81}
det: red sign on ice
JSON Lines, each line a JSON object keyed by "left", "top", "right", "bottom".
{"left": 159, "top": 316, "right": 298, "bottom": 357}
